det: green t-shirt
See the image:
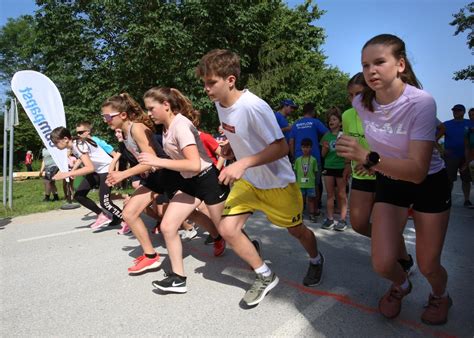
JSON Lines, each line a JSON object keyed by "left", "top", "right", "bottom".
{"left": 293, "top": 155, "right": 318, "bottom": 188}
{"left": 341, "top": 108, "right": 375, "bottom": 180}
{"left": 320, "top": 132, "right": 345, "bottom": 169}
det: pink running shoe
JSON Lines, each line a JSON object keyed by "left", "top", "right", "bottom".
{"left": 117, "top": 221, "right": 131, "bottom": 235}
{"left": 91, "top": 212, "right": 112, "bottom": 229}
{"left": 128, "top": 254, "right": 161, "bottom": 274}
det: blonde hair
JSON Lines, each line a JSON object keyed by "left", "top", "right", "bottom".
{"left": 102, "top": 92, "right": 154, "bottom": 130}
{"left": 143, "top": 87, "right": 195, "bottom": 121}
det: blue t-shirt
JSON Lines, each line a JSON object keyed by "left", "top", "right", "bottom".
{"left": 290, "top": 117, "right": 328, "bottom": 165}
{"left": 275, "top": 111, "right": 290, "bottom": 142}
{"left": 92, "top": 136, "right": 114, "bottom": 155}
{"left": 443, "top": 119, "right": 471, "bottom": 158}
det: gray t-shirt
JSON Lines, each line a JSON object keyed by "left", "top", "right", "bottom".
{"left": 42, "top": 148, "right": 56, "bottom": 169}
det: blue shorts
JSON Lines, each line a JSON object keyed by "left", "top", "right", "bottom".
{"left": 300, "top": 187, "right": 316, "bottom": 198}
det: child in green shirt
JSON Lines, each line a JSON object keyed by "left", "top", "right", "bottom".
{"left": 294, "top": 138, "right": 319, "bottom": 222}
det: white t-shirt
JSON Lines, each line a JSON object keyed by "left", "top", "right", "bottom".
{"left": 162, "top": 113, "right": 212, "bottom": 179}
{"left": 216, "top": 89, "right": 295, "bottom": 189}
{"left": 72, "top": 139, "right": 111, "bottom": 174}
{"left": 353, "top": 84, "right": 445, "bottom": 175}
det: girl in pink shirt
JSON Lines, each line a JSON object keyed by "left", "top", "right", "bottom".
{"left": 336, "top": 34, "right": 451, "bottom": 325}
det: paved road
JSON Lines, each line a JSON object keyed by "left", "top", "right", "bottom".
{"left": 1, "top": 181, "right": 472, "bottom": 337}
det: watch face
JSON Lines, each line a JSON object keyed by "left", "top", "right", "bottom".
{"left": 368, "top": 152, "right": 380, "bottom": 164}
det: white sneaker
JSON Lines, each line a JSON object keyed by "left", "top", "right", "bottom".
{"left": 180, "top": 227, "right": 198, "bottom": 241}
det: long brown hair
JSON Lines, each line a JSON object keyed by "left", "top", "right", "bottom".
{"left": 102, "top": 92, "right": 154, "bottom": 130}
{"left": 361, "top": 34, "right": 422, "bottom": 112}
{"left": 143, "top": 87, "right": 195, "bottom": 121}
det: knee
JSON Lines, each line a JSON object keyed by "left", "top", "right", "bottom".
{"left": 417, "top": 259, "right": 441, "bottom": 279}
{"left": 122, "top": 206, "right": 138, "bottom": 223}
{"left": 159, "top": 222, "right": 177, "bottom": 237}
{"left": 372, "top": 256, "right": 395, "bottom": 278}
{"left": 287, "top": 224, "right": 311, "bottom": 240}
{"left": 218, "top": 222, "right": 238, "bottom": 240}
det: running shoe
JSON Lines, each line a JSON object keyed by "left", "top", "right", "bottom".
{"left": 421, "top": 294, "right": 452, "bottom": 325}
{"left": 214, "top": 236, "right": 226, "bottom": 257}
{"left": 398, "top": 254, "right": 415, "bottom": 276}
{"left": 152, "top": 271, "right": 187, "bottom": 293}
{"left": 117, "top": 221, "right": 131, "bottom": 235}
{"left": 91, "top": 212, "right": 112, "bottom": 229}
{"left": 243, "top": 272, "right": 279, "bottom": 306}
{"left": 321, "top": 219, "right": 336, "bottom": 230}
{"left": 303, "top": 252, "right": 324, "bottom": 286}
{"left": 204, "top": 234, "right": 215, "bottom": 245}
{"left": 334, "top": 220, "right": 347, "bottom": 231}
{"left": 128, "top": 254, "right": 161, "bottom": 274}
{"left": 309, "top": 214, "right": 318, "bottom": 223}
{"left": 180, "top": 227, "right": 198, "bottom": 241}
{"left": 378, "top": 280, "right": 412, "bottom": 319}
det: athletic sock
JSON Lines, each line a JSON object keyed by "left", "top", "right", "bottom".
{"left": 254, "top": 263, "right": 271, "bottom": 277}
{"left": 145, "top": 253, "right": 157, "bottom": 259}
{"left": 310, "top": 253, "right": 321, "bottom": 265}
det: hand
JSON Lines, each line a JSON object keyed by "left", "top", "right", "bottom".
{"left": 137, "top": 152, "right": 161, "bottom": 167}
{"left": 342, "top": 164, "right": 352, "bottom": 183}
{"left": 218, "top": 160, "right": 247, "bottom": 185}
{"left": 106, "top": 171, "right": 125, "bottom": 187}
{"left": 52, "top": 171, "right": 69, "bottom": 181}
{"left": 219, "top": 141, "right": 235, "bottom": 160}
{"left": 39, "top": 171, "right": 44, "bottom": 177}
{"left": 335, "top": 135, "right": 369, "bottom": 163}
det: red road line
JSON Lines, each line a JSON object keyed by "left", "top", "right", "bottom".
{"left": 187, "top": 245, "right": 458, "bottom": 338}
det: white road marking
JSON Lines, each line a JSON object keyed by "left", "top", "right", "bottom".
{"left": 17, "top": 228, "right": 90, "bottom": 242}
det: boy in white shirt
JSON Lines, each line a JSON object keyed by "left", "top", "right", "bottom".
{"left": 196, "top": 49, "right": 324, "bottom": 306}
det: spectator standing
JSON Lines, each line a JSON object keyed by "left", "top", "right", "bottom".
{"left": 24, "top": 150, "right": 33, "bottom": 172}
{"left": 39, "top": 147, "right": 59, "bottom": 201}
{"left": 275, "top": 99, "right": 298, "bottom": 144}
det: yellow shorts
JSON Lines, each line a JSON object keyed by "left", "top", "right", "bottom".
{"left": 222, "top": 179, "right": 303, "bottom": 228}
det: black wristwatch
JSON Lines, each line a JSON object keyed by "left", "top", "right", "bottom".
{"left": 363, "top": 151, "right": 380, "bottom": 169}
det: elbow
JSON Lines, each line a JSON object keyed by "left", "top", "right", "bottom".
{"left": 411, "top": 168, "right": 429, "bottom": 184}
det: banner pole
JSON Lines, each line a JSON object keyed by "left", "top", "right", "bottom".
{"left": 8, "top": 98, "right": 15, "bottom": 209}
{"left": 2, "top": 101, "right": 7, "bottom": 206}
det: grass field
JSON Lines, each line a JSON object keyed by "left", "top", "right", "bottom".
{"left": 0, "top": 177, "right": 131, "bottom": 219}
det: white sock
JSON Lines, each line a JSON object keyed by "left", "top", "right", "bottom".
{"left": 254, "top": 263, "right": 271, "bottom": 277}
{"left": 310, "top": 253, "right": 321, "bottom": 265}
{"left": 400, "top": 278, "right": 410, "bottom": 290}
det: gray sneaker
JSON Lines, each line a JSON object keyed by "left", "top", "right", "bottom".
{"left": 180, "top": 227, "right": 198, "bottom": 241}
{"left": 243, "top": 272, "right": 279, "bottom": 306}
{"left": 334, "top": 220, "right": 347, "bottom": 231}
{"left": 303, "top": 252, "right": 324, "bottom": 286}
{"left": 321, "top": 219, "right": 336, "bottom": 230}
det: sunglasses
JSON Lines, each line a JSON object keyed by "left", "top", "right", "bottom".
{"left": 76, "top": 130, "right": 89, "bottom": 135}
{"left": 102, "top": 112, "right": 120, "bottom": 122}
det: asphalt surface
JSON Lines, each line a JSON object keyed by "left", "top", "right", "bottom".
{"left": 1, "top": 181, "right": 472, "bottom": 337}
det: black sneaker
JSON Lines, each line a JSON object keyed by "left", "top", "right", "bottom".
{"left": 398, "top": 254, "right": 415, "bottom": 275}
{"left": 152, "top": 271, "right": 187, "bottom": 293}
{"left": 204, "top": 234, "right": 216, "bottom": 245}
{"left": 303, "top": 252, "right": 324, "bottom": 286}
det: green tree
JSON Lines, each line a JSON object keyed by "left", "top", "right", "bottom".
{"left": 450, "top": 2, "right": 474, "bottom": 81}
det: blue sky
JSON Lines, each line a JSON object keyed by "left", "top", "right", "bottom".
{"left": 1, "top": 0, "right": 473, "bottom": 122}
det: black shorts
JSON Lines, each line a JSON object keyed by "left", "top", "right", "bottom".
{"left": 351, "top": 177, "right": 376, "bottom": 193}
{"left": 375, "top": 169, "right": 451, "bottom": 213}
{"left": 322, "top": 168, "right": 344, "bottom": 178}
{"left": 179, "top": 165, "right": 229, "bottom": 205}
{"left": 143, "top": 169, "right": 185, "bottom": 198}
{"left": 445, "top": 157, "right": 471, "bottom": 182}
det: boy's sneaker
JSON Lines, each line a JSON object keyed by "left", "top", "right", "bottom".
{"left": 303, "top": 252, "right": 324, "bottom": 286}
{"left": 128, "top": 254, "right": 161, "bottom": 274}
{"left": 180, "top": 227, "right": 198, "bottom": 241}
{"left": 214, "top": 236, "right": 226, "bottom": 257}
{"left": 152, "top": 271, "right": 187, "bottom": 293}
{"left": 334, "top": 220, "right": 347, "bottom": 231}
{"left": 378, "top": 280, "right": 412, "bottom": 319}
{"left": 309, "top": 214, "right": 318, "bottom": 223}
{"left": 117, "top": 222, "right": 131, "bottom": 235}
{"left": 91, "top": 212, "right": 112, "bottom": 229}
{"left": 243, "top": 272, "right": 279, "bottom": 306}
{"left": 321, "top": 219, "right": 336, "bottom": 230}
{"left": 398, "top": 254, "right": 415, "bottom": 276}
{"left": 204, "top": 234, "right": 215, "bottom": 245}
{"left": 421, "top": 294, "right": 453, "bottom": 325}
